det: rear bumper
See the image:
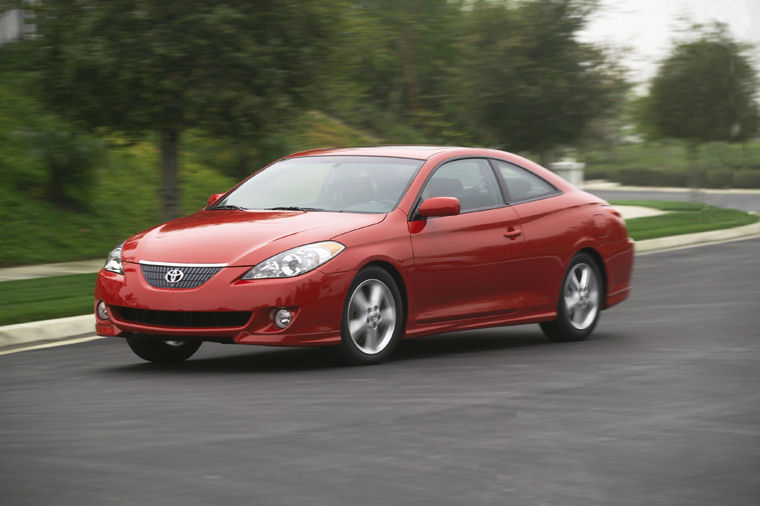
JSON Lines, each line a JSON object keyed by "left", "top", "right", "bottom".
{"left": 601, "top": 237, "right": 635, "bottom": 310}
{"left": 94, "top": 262, "right": 352, "bottom": 346}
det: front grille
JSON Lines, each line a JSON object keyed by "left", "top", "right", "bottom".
{"left": 140, "top": 263, "right": 222, "bottom": 289}
{"left": 111, "top": 306, "right": 251, "bottom": 328}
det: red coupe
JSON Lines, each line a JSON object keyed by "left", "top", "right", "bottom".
{"left": 95, "top": 146, "right": 634, "bottom": 365}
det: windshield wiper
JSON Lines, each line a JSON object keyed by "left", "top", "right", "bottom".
{"left": 212, "top": 204, "right": 246, "bottom": 211}
{"left": 266, "top": 206, "right": 326, "bottom": 212}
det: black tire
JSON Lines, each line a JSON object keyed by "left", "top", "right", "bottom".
{"left": 126, "top": 336, "right": 202, "bottom": 363}
{"left": 540, "top": 253, "right": 603, "bottom": 342}
{"left": 339, "top": 267, "right": 404, "bottom": 365}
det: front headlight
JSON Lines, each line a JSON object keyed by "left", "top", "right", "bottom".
{"left": 104, "top": 241, "right": 125, "bottom": 274}
{"left": 242, "top": 241, "right": 345, "bottom": 279}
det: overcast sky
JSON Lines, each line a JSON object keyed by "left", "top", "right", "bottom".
{"left": 578, "top": 0, "right": 760, "bottom": 90}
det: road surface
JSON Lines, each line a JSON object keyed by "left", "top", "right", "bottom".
{"left": 1, "top": 239, "right": 759, "bottom": 505}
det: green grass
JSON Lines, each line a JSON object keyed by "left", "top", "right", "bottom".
{"left": 0, "top": 273, "right": 97, "bottom": 326}
{"left": 610, "top": 200, "right": 759, "bottom": 241}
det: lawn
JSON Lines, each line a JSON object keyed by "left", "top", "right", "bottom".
{"left": 611, "top": 200, "right": 759, "bottom": 241}
{"left": 0, "top": 273, "right": 98, "bottom": 326}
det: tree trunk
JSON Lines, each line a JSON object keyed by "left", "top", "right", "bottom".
{"left": 160, "top": 128, "right": 181, "bottom": 221}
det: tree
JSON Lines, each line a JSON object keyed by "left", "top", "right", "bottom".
{"left": 643, "top": 23, "right": 759, "bottom": 186}
{"left": 29, "top": 1, "right": 343, "bottom": 220}
{"left": 324, "top": 0, "right": 466, "bottom": 143}
{"left": 457, "top": 0, "right": 627, "bottom": 164}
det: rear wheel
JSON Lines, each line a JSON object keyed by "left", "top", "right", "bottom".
{"left": 540, "top": 253, "right": 602, "bottom": 342}
{"left": 340, "top": 267, "right": 403, "bottom": 365}
{"left": 126, "top": 336, "right": 202, "bottom": 363}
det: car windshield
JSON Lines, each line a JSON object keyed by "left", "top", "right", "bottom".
{"left": 214, "top": 156, "right": 423, "bottom": 213}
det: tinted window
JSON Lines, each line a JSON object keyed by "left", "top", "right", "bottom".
{"left": 494, "top": 160, "right": 557, "bottom": 202}
{"left": 216, "top": 156, "right": 423, "bottom": 213}
{"left": 421, "top": 158, "right": 502, "bottom": 212}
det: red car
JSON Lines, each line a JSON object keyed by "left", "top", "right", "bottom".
{"left": 95, "top": 146, "right": 634, "bottom": 365}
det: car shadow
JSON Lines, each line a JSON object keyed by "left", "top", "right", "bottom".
{"left": 99, "top": 326, "right": 563, "bottom": 375}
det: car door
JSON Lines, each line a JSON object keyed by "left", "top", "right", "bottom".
{"left": 409, "top": 158, "right": 527, "bottom": 324}
{"left": 491, "top": 159, "right": 568, "bottom": 315}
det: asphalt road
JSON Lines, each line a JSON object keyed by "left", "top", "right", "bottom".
{"left": 590, "top": 189, "right": 760, "bottom": 213}
{"left": 1, "top": 239, "right": 759, "bottom": 505}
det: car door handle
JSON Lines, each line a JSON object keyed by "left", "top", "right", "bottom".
{"left": 504, "top": 226, "right": 522, "bottom": 239}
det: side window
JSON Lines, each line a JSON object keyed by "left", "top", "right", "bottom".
{"left": 421, "top": 158, "right": 502, "bottom": 212}
{"left": 494, "top": 160, "right": 557, "bottom": 203}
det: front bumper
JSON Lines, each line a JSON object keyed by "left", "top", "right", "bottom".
{"left": 94, "top": 261, "right": 353, "bottom": 346}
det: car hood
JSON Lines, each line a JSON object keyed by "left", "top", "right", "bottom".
{"left": 122, "top": 210, "right": 385, "bottom": 266}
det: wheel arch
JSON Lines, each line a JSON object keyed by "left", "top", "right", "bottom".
{"left": 359, "top": 260, "right": 409, "bottom": 331}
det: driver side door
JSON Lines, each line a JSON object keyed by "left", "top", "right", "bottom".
{"left": 409, "top": 158, "right": 526, "bottom": 324}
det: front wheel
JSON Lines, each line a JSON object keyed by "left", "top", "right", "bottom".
{"left": 339, "top": 267, "right": 404, "bottom": 365}
{"left": 540, "top": 253, "right": 603, "bottom": 342}
{"left": 126, "top": 336, "right": 202, "bottom": 363}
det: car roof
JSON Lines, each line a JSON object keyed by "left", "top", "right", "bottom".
{"left": 284, "top": 145, "right": 474, "bottom": 160}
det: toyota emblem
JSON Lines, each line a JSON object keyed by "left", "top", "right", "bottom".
{"left": 165, "top": 269, "right": 185, "bottom": 283}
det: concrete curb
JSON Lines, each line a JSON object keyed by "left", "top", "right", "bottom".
{"left": 0, "top": 315, "right": 95, "bottom": 352}
{"left": 2, "top": 221, "right": 759, "bottom": 353}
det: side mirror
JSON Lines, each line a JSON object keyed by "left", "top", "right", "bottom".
{"left": 207, "top": 193, "right": 225, "bottom": 206}
{"left": 417, "top": 196, "right": 460, "bottom": 218}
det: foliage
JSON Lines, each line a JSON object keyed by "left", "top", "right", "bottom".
{"left": 457, "top": 0, "right": 628, "bottom": 162}
{"left": 24, "top": 128, "right": 104, "bottom": 210}
{"left": 643, "top": 23, "right": 759, "bottom": 145}
{"left": 582, "top": 139, "right": 760, "bottom": 188}
{"left": 324, "top": 0, "right": 467, "bottom": 143}
{"left": 0, "top": 72, "right": 103, "bottom": 211}
{"left": 194, "top": 111, "right": 379, "bottom": 180}
{"left": 26, "top": 0, "right": 346, "bottom": 220}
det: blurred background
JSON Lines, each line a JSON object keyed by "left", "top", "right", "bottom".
{"left": 0, "top": 0, "right": 758, "bottom": 266}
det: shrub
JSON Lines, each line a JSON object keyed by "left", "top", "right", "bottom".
{"left": 617, "top": 167, "right": 692, "bottom": 187}
{"left": 24, "top": 128, "right": 104, "bottom": 211}
{"left": 733, "top": 169, "right": 760, "bottom": 188}
{"left": 703, "top": 168, "right": 734, "bottom": 188}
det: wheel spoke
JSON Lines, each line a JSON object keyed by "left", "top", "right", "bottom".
{"left": 364, "top": 328, "right": 378, "bottom": 351}
{"left": 570, "top": 271, "right": 582, "bottom": 292}
{"left": 368, "top": 284, "right": 383, "bottom": 307}
{"left": 572, "top": 305, "right": 585, "bottom": 325}
{"left": 579, "top": 266, "right": 590, "bottom": 290}
{"left": 348, "top": 318, "right": 365, "bottom": 336}
{"left": 352, "top": 288, "right": 370, "bottom": 310}
{"left": 565, "top": 292, "right": 580, "bottom": 313}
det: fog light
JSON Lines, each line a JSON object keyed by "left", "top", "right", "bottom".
{"left": 97, "top": 301, "right": 109, "bottom": 320}
{"left": 273, "top": 309, "right": 293, "bottom": 329}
